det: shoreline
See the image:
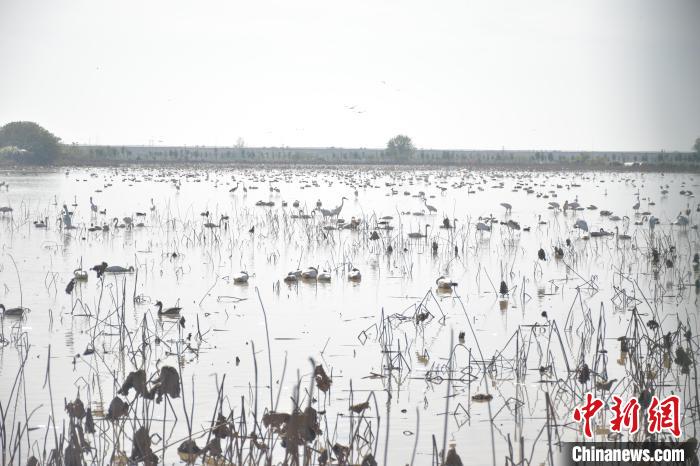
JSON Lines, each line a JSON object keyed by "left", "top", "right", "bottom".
{"left": 1, "top": 159, "right": 698, "bottom": 173}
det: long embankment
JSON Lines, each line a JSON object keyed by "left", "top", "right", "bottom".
{"left": 2, "top": 144, "right": 699, "bottom": 171}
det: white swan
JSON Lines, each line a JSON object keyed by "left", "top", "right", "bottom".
{"left": 233, "top": 271, "right": 249, "bottom": 284}
{"left": 408, "top": 224, "right": 430, "bottom": 239}
{"left": 318, "top": 270, "right": 332, "bottom": 282}
{"left": 574, "top": 219, "right": 589, "bottom": 232}
{"left": 301, "top": 267, "right": 318, "bottom": 279}
{"left": 348, "top": 268, "right": 361, "bottom": 281}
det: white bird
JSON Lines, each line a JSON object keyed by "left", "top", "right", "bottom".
{"left": 568, "top": 201, "right": 580, "bottom": 210}
{"left": 283, "top": 272, "right": 299, "bottom": 284}
{"left": 233, "top": 271, "right": 249, "bottom": 284}
{"left": 330, "top": 197, "right": 348, "bottom": 217}
{"left": 61, "top": 204, "right": 73, "bottom": 229}
{"left": 348, "top": 268, "right": 361, "bottom": 281}
{"left": 424, "top": 199, "right": 437, "bottom": 214}
{"left": 574, "top": 219, "right": 589, "bottom": 232}
{"left": 476, "top": 222, "right": 491, "bottom": 232}
{"left": 649, "top": 216, "right": 659, "bottom": 231}
{"left": 436, "top": 276, "right": 457, "bottom": 291}
{"left": 301, "top": 267, "right": 318, "bottom": 279}
{"left": 675, "top": 215, "right": 689, "bottom": 229}
{"left": 105, "top": 265, "right": 135, "bottom": 273}
{"left": 408, "top": 224, "right": 430, "bottom": 238}
{"left": 506, "top": 219, "right": 521, "bottom": 230}
{"left": 318, "top": 270, "right": 332, "bottom": 282}
{"left": 615, "top": 226, "right": 631, "bottom": 241}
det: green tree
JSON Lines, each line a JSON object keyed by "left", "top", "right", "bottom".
{"left": 386, "top": 134, "right": 415, "bottom": 159}
{"left": 0, "top": 121, "right": 61, "bottom": 164}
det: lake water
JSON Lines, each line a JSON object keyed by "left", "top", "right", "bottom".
{"left": 0, "top": 167, "right": 697, "bottom": 465}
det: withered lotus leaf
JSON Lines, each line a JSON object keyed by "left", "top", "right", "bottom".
{"left": 106, "top": 397, "right": 129, "bottom": 420}
{"left": 262, "top": 411, "right": 290, "bottom": 430}
{"left": 130, "top": 427, "right": 158, "bottom": 465}
{"left": 117, "top": 370, "right": 147, "bottom": 397}
{"left": 65, "top": 397, "right": 86, "bottom": 419}
{"left": 349, "top": 401, "right": 370, "bottom": 414}
{"left": 212, "top": 413, "right": 233, "bottom": 438}
{"left": 153, "top": 366, "right": 180, "bottom": 403}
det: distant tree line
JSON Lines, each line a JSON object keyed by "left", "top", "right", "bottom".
{"left": 0, "top": 121, "right": 61, "bottom": 164}
{"left": 1, "top": 123, "right": 699, "bottom": 167}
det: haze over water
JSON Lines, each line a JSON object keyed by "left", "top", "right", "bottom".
{"left": 0, "top": 166, "right": 697, "bottom": 465}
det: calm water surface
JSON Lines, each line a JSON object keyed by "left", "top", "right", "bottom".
{"left": 0, "top": 167, "right": 697, "bottom": 465}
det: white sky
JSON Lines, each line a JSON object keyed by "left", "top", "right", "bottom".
{"left": 1, "top": 0, "right": 699, "bottom": 151}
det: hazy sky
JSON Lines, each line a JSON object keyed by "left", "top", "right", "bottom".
{"left": 1, "top": 0, "right": 699, "bottom": 151}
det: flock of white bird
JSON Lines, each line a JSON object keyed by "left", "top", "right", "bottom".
{"left": 1, "top": 168, "right": 697, "bottom": 317}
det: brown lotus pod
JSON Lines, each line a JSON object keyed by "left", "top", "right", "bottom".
{"left": 314, "top": 364, "right": 332, "bottom": 393}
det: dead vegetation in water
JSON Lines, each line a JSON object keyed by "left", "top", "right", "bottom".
{"left": 1, "top": 168, "right": 699, "bottom": 465}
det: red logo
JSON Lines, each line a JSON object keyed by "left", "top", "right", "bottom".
{"left": 574, "top": 394, "right": 681, "bottom": 438}
{"left": 647, "top": 395, "right": 680, "bottom": 437}
{"left": 573, "top": 393, "right": 604, "bottom": 438}
{"left": 610, "top": 396, "right": 640, "bottom": 434}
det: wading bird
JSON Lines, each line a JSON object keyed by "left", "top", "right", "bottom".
{"left": 408, "top": 224, "right": 430, "bottom": 239}
{"left": 104, "top": 265, "right": 134, "bottom": 273}
{"left": 0, "top": 304, "right": 25, "bottom": 317}
{"left": 155, "top": 300, "right": 181, "bottom": 316}
{"left": 423, "top": 198, "right": 437, "bottom": 214}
